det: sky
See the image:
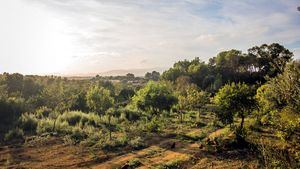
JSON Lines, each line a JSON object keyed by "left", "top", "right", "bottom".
{"left": 0, "top": 0, "right": 300, "bottom": 75}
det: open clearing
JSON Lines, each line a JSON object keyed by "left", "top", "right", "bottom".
{"left": 0, "top": 125, "right": 259, "bottom": 169}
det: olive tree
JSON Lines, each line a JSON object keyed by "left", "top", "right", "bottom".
{"left": 131, "top": 81, "right": 177, "bottom": 116}
{"left": 86, "top": 85, "right": 114, "bottom": 114}
{"left": 214, "top": 83, "right": 255, "bottom": 130}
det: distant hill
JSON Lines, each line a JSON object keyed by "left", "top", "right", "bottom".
{"left": 59, "top": 67, "right": 167, "bottom": 77}
{"left": 98, "top": 67, "right": 166, "bottom": 77}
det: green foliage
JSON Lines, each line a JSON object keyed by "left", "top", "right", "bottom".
{"left": 214, "top": 83, "right": 256, "bottom": 129}
{"left": 155, "top": 159, "right": 184, "bottom": 169}
{"left": 248, "top": 43, "right": 293, "bottom": 77}
{"left": 127, "top": 158, "right": 142, "bottom": 168}
{"left": 0, "top": 97, "right": 26, "bottom": 135}
{"left": 18, "top": 113, "right": 38, "bottom": 133}
{"left": 145, "top": 71, "right": 160, "bottom": 81}
{"left": 86, "top": 85, "right": 114, "bottom": 114}
{"left": 131, "top": 81, "right": 177, "bottom": 115}
{"left": 128, "top": 136, "right": 146, "bottom": 150}
{"left": 119, "top": 108, "right": 142, "bottom": 121}
{"left": 59, "top": 111, "right": 100, "bottom": 127}
{"left": 255, "top": 61, "right": 300, "bottom": 141}
{"left": 162, "top": 43, "right": 293, "bottom": 92}
{"left": 269, "top": 61, "right": 300, "bottom": 111}
{"left": 145, "top": 118, "right": 161, "bottom": 132}
{"left": 36, "top": 118, "right": 56, "bottom": 134}
{"left": 117, "top": 88, "right": 135, "bottom": 103}
{"left": 70, "top": 127, "right": 87, "bottom": 143}
{"left": 4, "top": 128, "right": 24, "bottom": 142}
{"left": 35, "top": 106, "right": 53, "bottom": 118}
{"left": 178, "top": 85, "right": 210, "bottom": 111}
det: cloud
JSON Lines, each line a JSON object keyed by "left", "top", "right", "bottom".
{"left": 21, "top": 0, "right": 300, "bottom": 73}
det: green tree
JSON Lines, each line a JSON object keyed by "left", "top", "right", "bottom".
{"left": 86, "top": 85, "right": 114, "bottom": 114}
{"left": 131, "top": 81, "right": 177, "bottom": 115}
{"left": 126, "top": 73, "right": 135, "bottom": 80}
{"left": 117, "top": 88, "right": 135, "bottom": 104}
{"left": 185, "top": 86, "right": 210, "bottom": 118}
{"left": 145, "top": 71, "right": 160, "bottom": 81}
{"left": 255, "top": 61, "right": 300, "bottom": 140}
{"left": 106, "top": 108, "right": 117, "bottom": 140}
{"left": 248, "top": 43, "right": 293, "bottom": 78}
{"left": 214, "top": 83, "right": 256, "bottom": 130}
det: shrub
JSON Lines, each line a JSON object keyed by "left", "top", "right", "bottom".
{"left": 70, "top": 127, "right": 87, "bottom": 143}
{"left": 257, "top": 140, "right": 299, "bottom": 168}
{"left": 59, "top": 111, "right": 84, "bottom": 126}
{"left": 58, "top": 111, "right": 100, "bottom": 127}
{"left": 4, "top": 128, "right": 24, "bottom": 142}
{"left": 127, "top": 158, "right": 142, "bottom": 168}
{"left": 276, "top": 108, "right": 300, "bottom": 142}
{"left": 119, "top": 108, "right": 141, "bottom": 121}
{"left": 129, "top": 136, "right": 146, "bottom": 150}
{"left": 35, "top": 106, "right": 52, "bottom": 118}
{"left": 36, "top": 118, "right": 55, "bottom": 134}
{"left": 156, "top": 159, "right": 183, "bottom": 169}
{"left": 18, "top": 113, "right": 38, "bottom": 133}
{"left": 54, "top": 120, "right": 71, "bottom": 134}
{"left": 145, "top": 120, "right": 160, "bottom": 133}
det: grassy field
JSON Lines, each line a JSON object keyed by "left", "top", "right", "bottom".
{"left": 1, "top": 112, "right": 287, "bottom": 169}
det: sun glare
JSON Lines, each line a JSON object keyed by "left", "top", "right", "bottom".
{"left": 36, "top": 20, "right": 76, "bottom": 74}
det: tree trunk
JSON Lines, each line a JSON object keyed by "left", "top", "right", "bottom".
{"left": 240, "top": 114, "right": 245, "bottom": 130}
{"left": 109, "top": 115, "right": 112, "bottom": 140}
{"left": 52, "top": 117, "right": 57, "bottom": 132}
{"left": 180, "top": 110, "right": 183, "bottom": 123}
{"left": 109, "top": 130, "right": 112, "bottom": 141}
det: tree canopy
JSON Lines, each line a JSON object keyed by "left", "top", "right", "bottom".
{"left": 131, "top": 81, "right": 177, "bottom": 115}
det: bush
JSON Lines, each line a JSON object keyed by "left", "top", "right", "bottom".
{"left": 59, "top": 111, "right": 84, "bottom": 126}
{"left": 58, "top": 111, "right": 100, "bottom": 127}
{"left": 145, "top": 120, "right": 160, "bottom": 132}
{"left": 4, "top": 128, "right": 24, "bottom": 142}
{"left": 35, "top": 106, "right": 52, "bottom": 118}
{"left": 18, "top": 113, "right": 38, "bottom": 133}
{"left": 127, "top": 158, "right": 142, "bottom": 168}
{"left": 258, "top": 140, "right": 299, "bottom": 168}
{"left": 36, "top": 118, "right": 55, "bottom": 134}
{"left": 276, "top": 108, "right": 300, "bottom": 142}
{"left": 247, "top": 118, "right": 261, "bottom": 132}
{"left": 156, "top": 159, "right": 183, "bottom": 169}
{"left": 70, "top": 127, "right": 87, "bottom": 143}
{"left": 129, "top": 136, "right": 146, "bottom": 150}
{"left": 119, "top": 108, "right": 141, "bottom": 121}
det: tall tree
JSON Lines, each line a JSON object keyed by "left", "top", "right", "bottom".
{"left": 248, "top": 43, "right": 293, "bottom": 78}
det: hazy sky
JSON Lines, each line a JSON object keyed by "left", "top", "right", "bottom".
{"left": 0, "top": 0, "right": 300, "bottom": 75}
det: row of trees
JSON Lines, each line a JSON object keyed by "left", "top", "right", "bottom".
{"left": 162, "top": 43, "right": 293, "bottom": 92}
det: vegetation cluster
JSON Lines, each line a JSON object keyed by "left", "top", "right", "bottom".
{"left": 0, "top": 43, "right": 299, "bottom": 168}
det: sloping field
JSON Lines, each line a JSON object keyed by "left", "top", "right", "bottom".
{"left": 0, "top": 127, "right": 259, "bottom": 169}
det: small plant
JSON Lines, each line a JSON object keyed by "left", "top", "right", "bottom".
{"left": 145, "top": 119, "right": 160, "bottom": 132}
{"left": 70, "top": 127, "right": 87, "bottom": 143}
{"left": 35, "top": 106, "right": 52, "bottom": 118}
{"left": 36, "top": 118, "right": 55, "bottom": 134}
{"left": 129, "top": 136, "right": 146, "bottom": 150}
{"left": 155, "top": 159, "right": 183, "bottom": 169}
{"left": 4, "top": 128, "right": 24, "bottom": 142}
{"left": 127, "top": 158, "right": 142, "bottom": 168}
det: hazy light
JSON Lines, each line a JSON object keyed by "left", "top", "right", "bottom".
{"left": 0, "top": 0, "right": 76, "bottom": 74}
